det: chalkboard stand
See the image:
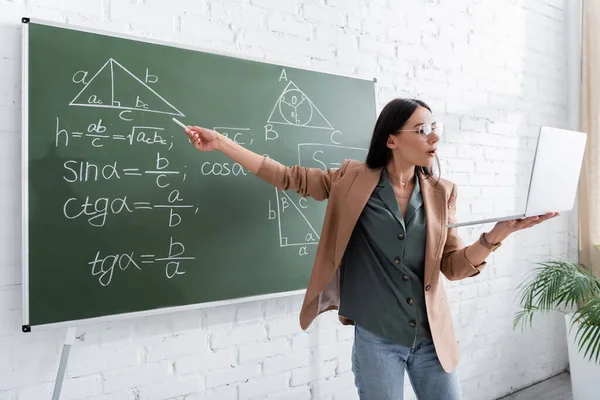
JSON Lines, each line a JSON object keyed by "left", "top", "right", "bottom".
{"left": 52, "top": 327, "right": 77, "bottom": 400}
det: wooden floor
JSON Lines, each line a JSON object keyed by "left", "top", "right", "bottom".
{"left": 496, "top": 372, "right": 572, "bottom": 400}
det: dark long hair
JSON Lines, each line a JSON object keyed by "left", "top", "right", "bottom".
{"left": 365, "top": 98, "right": 440, "bottom": 181}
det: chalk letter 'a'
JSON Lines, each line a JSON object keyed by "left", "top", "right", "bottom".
{"left": 279, "top": 69, "right": 288, "bottom": 82}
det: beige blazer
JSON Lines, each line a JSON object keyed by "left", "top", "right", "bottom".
{"left": 256, "top": 156, "right": 487, "bottom": 373}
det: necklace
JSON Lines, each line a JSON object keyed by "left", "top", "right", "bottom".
{"left": 387, "top": 169, "right": 413, "bottom": 187}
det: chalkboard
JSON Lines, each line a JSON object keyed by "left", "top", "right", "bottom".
{"left": 21, "top": 19, "right": 377, "bottom": 329}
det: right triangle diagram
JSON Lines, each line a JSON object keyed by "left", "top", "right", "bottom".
{"left": 70, "top": 58, "right": 184, "bottom": 117}
{"left": 267, "top": 81, "right": 333, "bottom": 130}
{"left": 276, "top": 188, "right": 320, "bottom": 247}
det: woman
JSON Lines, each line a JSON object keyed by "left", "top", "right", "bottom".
{"left": 183, "top": 98, "right": 557, "bottom": 399}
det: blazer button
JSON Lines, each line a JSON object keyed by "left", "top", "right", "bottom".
{"left": 409, "top": 320, "right": 416, "bottom": 327}
{"left": 425, "top": 285, "right": 431, "bottom": 291}
{"left": 407, "top": 298, "right": 414, "bottom": 305}
{"left": 402, "top": 274, "right": 409, "bottom": 281}
{"left": 398, "top": 233, "right": 405, "bottom": 240}
{"left": 394, "top": 258, "right": 400, "bottom": 265}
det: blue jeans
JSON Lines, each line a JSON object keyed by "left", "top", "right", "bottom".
{"left": 352, "top": 323, "right": 462, "bottom": 400}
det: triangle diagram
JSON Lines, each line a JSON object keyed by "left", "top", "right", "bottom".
{"left": 267, "top": 81, "right": 333, "bottom": 130}
{"left": 275, "top": 188, "right": 320, "bottom": 247}
{"left": 70, "top": 58, "right": 184, "bottom": 117}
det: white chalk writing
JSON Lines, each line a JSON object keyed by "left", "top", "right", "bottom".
{"left": 87, "top": 237, "right": 195, "bottom": 286}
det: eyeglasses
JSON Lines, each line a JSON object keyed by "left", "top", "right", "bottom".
{"left": 397, "top": 122, "right": 444, "bottom": 141}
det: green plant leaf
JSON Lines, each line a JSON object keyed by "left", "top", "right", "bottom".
{"left": 514, "top": 260, "right": 600, "bottom": 363}
{"left": 514, "top": 261, "right": 599, "bottom": 324}
{"left": 573, "top": 297, "right": 600, "bottom": 364}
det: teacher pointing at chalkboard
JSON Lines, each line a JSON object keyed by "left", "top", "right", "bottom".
{"left": 182, "top": 98, "right": 556, "bottom": 400}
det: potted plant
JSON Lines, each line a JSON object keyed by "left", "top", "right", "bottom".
{"left": 513, "top": 250, "right": 600, "bottom": 400}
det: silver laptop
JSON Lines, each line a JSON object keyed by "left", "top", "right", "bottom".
{"left": 447, "top": 126, "right": 587, "bottom": 228}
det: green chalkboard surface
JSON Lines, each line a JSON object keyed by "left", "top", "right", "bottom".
{"left": 22, "top": 19, "right": 377, "bottom": 329}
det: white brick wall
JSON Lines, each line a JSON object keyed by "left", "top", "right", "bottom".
{"left": 0, "top": 0, "right": 576, "bottom": 399}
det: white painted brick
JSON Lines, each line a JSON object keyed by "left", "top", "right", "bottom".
{"left": 71, "top": 321, "right": 134, "bottom": 349}
{"left": 267, "top": 13, "right": 313, "bottom": 39}
{"left": 240, "top": 30, "right": 285, "bottom": 51}
{"left": 310, "top": 58, "right": 355, "bottom": 77}
{"left": 211, "top": 2, "right": 265, "bottom": 30}
{"left": 489, "top": 277, "right": 514, "bottom": 295}
{"left": 235, "top": 301, "right": 264, "bottom": 323}
{"left": 460, "top": 117, "right": 487, "bottom": 132}
{"left": 108, "top": 1, "right": 179, "bottom": 34}
{"left": 143, "top": 0, "right": 206, "bottom": 14}
{"left": 205, "top": 363, "right": 258, "bottom": 389}
{"left": 268, "top": 316, "right": 302, "bottom": 338}
{"left": 312, "top": 341, "right": 352, "bottom": 364}
{"left": 291, "top": 333, "right": 310, "bottom": 351}
{"left": 137, "top": 376, "right": 201, "bottom": 400}
{"left": 65, "top": 390, "right": 132, "bottom": 400}
{"left": 180, "top": 14, "right": 235, "bottom": 44}
{"left": 421, "top": 32, "right": 454, "bottom": 54}
{"left": 102, "top": 362, "right": 170, "bottom": 393}
{"left": 469, "top": 173, "right": 495, "bottom": 186}
{"left": 0, "top": 391, "right": 16, "bottom": 400}
{"left": 242, "top": 31, "right": 332, "bottom": 62}
{"left": 286, "top": 294, "right": 304, "bottom": 314}
{"left": 239, "top": 373, "right": 289, "bottom": 400}
{"left": 0, "top": 286, "right": 19, "bottom": 310}
{"left": 336, "top": 46, "right": 377, "bottom": 69}
{"left": 484, "top": 147, "right": 520, "bottom": 162}
{"left": 63, "top": 375, "right": 104, "bottom": 399}
{"left": 211, "top": 323, "right": 266, "bottom": 348}
{"left": 168, "top": 310, "right": 204, "bottom": 334}
{"left": 11, "top": 384, "right": 53, "bottom": 400}
{"left": 178, "top": 349, "right": 232, "bottom": 375}
{"left": 447, "top": 159, "right": 475, "bottom": 173}
{"left": 439, "top": 23, "right": 469, "bottom": 44}
{"left": 311, "top": 371, "right": 355, "bottom": 398}
{"left": 334, "top": 388, "right": 360, "bottom": 400}
{"left": 313, "top": 313, "right": 338, "bottom": 328}
{"left": 336, "top": 326, "right": 354, "bottom": 341}
{"left": 10, "top": 377, "right": 103, "bottom": 400}
{"left": 0, "top": 309, "right": 21, "bottom": 337}
{"left": 405, "top": 10, "right": 438, "bottom": 35}
{"left": 66, "top": 346, "right": 139, "bottom": 377}
{"left": 250, "top": 0, "right": 298, "bottom": 14}
{"left": 290, "top": 360, "right": 336, "bottom": 386}
{"left": 346, "top": 14, "right": 361, "bottom": 31}
{"left": 183, "top": 385, "right": 237, "bottom": 400}
{"left": 315, "top": 25, "right": 357, "bottom": 49}
{"left": 239, "top": 337, "right": 289, "bottom": 363}
{"left": 262, "top": 351, "right": 309, "bottom": 376}
{"left": 494, "top": 173, "right": 519, "bottom": 187}
{"left": 145, "top": 333, "right": 208, "bottom": 362}
{"left": 325, "top": 0, "right": 365, "bottom": 11}
{"left": 259, "top": 48, "right": 312, "bottom": 68}
{"left": 303, "top": 4, "right": 345, "bottom": 26}
{"left": 258, "top": 386, "right": 312, "bottom": 400}
{"left": 131, "top": 316, "right": 174, "bottom": 344}
{"left": 457, "top": 145, "right": 485, "bottom": 161}
{"left": 292, "top": 36, "right": 338, "bottom": 60}
{"left": 358, "top": 34, "right": 395, "bottom": 57}
{"left": 0, "top": 59, "right": 18, "bottom": 108}
{"left": 203, "top": 305, "right": 235, "bottom": 328}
